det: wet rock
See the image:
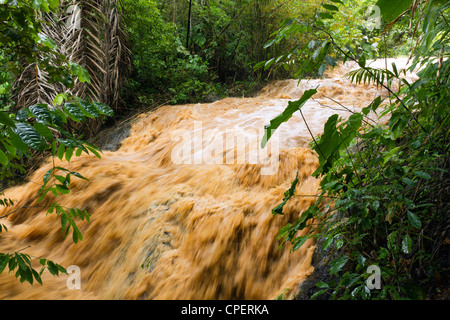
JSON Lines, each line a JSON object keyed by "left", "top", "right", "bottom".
{"left": 295, "top": 215, "right": 345, "bottom": 300}
{"left": 92, "top": 120, "right": 132, "bottom": 151}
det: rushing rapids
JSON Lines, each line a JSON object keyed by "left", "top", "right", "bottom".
{"left": 0, "top": 59, "right": 414, "bottom": 299}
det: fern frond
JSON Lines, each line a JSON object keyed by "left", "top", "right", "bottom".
{"left": 344, "top": 66, "right": 398, "bottom": 89}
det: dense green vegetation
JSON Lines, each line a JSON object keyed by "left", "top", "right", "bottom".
{"left": 0, "top": 0, "right": 114, "bottom": 284}
{"left": 0, "top": 0, "right": 448, "bottom": 300}
{"left": 267, "top": 0, "right": 449, "bottom": 300}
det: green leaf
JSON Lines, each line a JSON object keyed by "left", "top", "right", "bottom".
{"left": 272, "top": 172, "right": 299, "bottom": 215}
{"left": 14, "top": 123, "right": 48, "bottom": 152}
{"left": 0, "top": 150, "right": 8, "bottom": 166}
{"left": 292, "top": 235, "right": 309, "bottom": 251}
{"left": 358, "top": 55, "right": 366, "bottom": 68}
{"left": 402, "top": 234, "right": 413, "bottom": 254}
{"left": 56, "top": 143, "right": 65, "bottom": 160}
{"left": 322, "top": 4, "right": 339, "bottom": 11}
{"left": 55, "top": 263, "right": 67, "bottom": 275}
{"left": 311, "top": 289, "right": 328, "bottom": 299}
{"left": 32, "top": 0, "right": 43, "bottom": 10}
{"left": 70, "top": 171, "right": 88, "bottom": 181}
{"left": 414, "top": 170, "right": 431, "bottom": 180}
{"left": 55, "top": 184, "right": 70, "bottom": 194}
{"left": 318, "top": 12, "right": 334, "bottom": 19}
{"left": 70, "top": 63, "right": 90, "bottom": 83}
{"left": 407, "top": 211, "right": 422, "bottom": 229}
{"left": 46, "top": 260, "right": 59, "bottom": 276}
{"left": 47, "top": 0, "right": 60, "bottom": 11}
{"left": 375, "top": 0, "right": 414, "bottom": 23}
{"left": 33, "top": 122, "right": 54, "bottom": 141}
{"left": 402, "top": 177, "right": 416, "bottom": 187}
{"left": 64, "top": 103, "right": 85, "bottom": 122}
{"left": 79, "top": 67, "right": 91, "bottom": 84}
{"left": 0, "top": 111, "right": 15, "bottom": 127}
{"left": 322, "top": 236, "right": 334, "bottom": 251}
{"left": 78, "top": 101, "right": 101, "bottom": 118}
{"left": 262, "top": 89, "right": 317, "bottom": 148}
{"left": 315, "top": 281, "right": 330, "bottom": 289}
{"left": 31, "top": 269, "right": 42, "bottom": 285}
{"left": 61, "top": 213, "right": 68, "bottom": 235}
{"left": 329, "top": 255, "right": 349, "bottom": 275}
{"left": 389, "top": 111, "right": 409, "bottom": 140}
{"left": 0, "top": 254, "right": 10, "bottom": 273}
{"left": 53, "top": 93, "right": 67, "bottom": 106}
{"left": 65, "top": 147, "right": 74, "bottom": 162}
{"left": 28, "top": 104, "right": 52, "bottom": 124}
{"left": 92, "top": 102, "right": 114, "bottom": 117}
{"left": 382, "top": 146, "right": 400, "bottom": 165}
{"left": 85, "top": 145, "right": 102, "bottom": 159}
{"left": 335, "top": 237, "right": 344, "bottom": 250}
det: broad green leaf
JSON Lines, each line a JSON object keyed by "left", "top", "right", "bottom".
{"left": 29, "top": 104, "right": 52, "bottom": 124}
{"left": 31, "top": 269, "right": 42, "bottom": 285}
{"left": 292, "top": 235, "right": 309, "bottom": 251}
{"left": 318, "top": 12, "right": 334, "bottom": 19}
{"left": 46, "top": 260, "right": 59, "bottom": 276}
{"left": 407, "top": 211, "right": 422, "bottom": 229}
{"left": 402, "top": 177, "right": 416, "bottom": 187}
{"left": 382, "top": 146, "right": 400, "bottom": 165}
{"left": 315, "top": 281, "right": 330, "bottom": 289}
{"left": 322, "top": 4, "right": 339, "bottom": 11}
{"left": 389, "top": 111, "right": 409, "bottom": 140}
{"left": 65, "top": 147, "right": 74, "bottom": 162}
{"left": 375, "top": 0, "right": 414, "bottom": 23}
{"left": 14, "top": 123, "right": 48, "bottom": 152}
{"left": 262, "top": 89, "right": 317, "bottom": 148}
{"left": 79, "top": 101, "right": 101, "bottom": 118}
{"left": 61, "top": 213, "right": 68, "bottom": 235}
{"left": 70, "top": 171, "right": 88, "bottom": 181}
{"left": 0, "top": 254, "right": 10, "bottom": 273}
{"left": 79, "top": 66, "right": 91, "bottom": 84}
{"left": 55, "top": 184, "right": 70, "bottom": 194}
{"left": 322, "top": 236, "right": 334, "bottom": 251}
{"left": 0, "top": 111, "right": 15, "bottom": 127}
{"left": 37, "top": 33, "right": 56, "bottom": 48}
{"left": 56, "top": 143, "right": 65, "bottom": 160}
{"left": 414, "top": 170, "right": 431, "bottom": 180}
{"left": 272, "top": 172, "right": 299, "bottom": 215}
{"left": 0, "top": 150, "right": 8, "bottom": 166}
{"left": 329, "top": 255, "right": 349, "bottom": 275}
{"left": 15, "top": 109, "right": 29, "bottom": 122}
{"left": 32, "top": 0, "right": 43, "bottom": 10}
{"left": 47, "top": 0, "right": 60, "bottom": 11}
{"left": 402, "top": 234, "right": 413, "bottom": 254}
{"left": 33, "top": 122, "right": 54, "bottom": 141}
{"left": 64, "top": 103, "right": 85, "bottom": 122}
{"left": 53, "top": 93, "right": 67, "bottom": 106}
{"left": 92, "top": 102, "right": 114, "bottom": 116}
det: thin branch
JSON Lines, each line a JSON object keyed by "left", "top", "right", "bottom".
{"left": 0, "top": 205, "right": 50, "bottom": 220}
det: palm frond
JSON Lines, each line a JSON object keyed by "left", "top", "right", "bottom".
{"left": 12, "top": 0, "right": 131, "bottom": 135}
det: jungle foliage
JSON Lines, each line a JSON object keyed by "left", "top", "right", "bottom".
{"left": 0, "top": 0, "right": 114, "bottom": 285}
{"left": 265, "top": 0, "right": 449, "bottom": 300}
